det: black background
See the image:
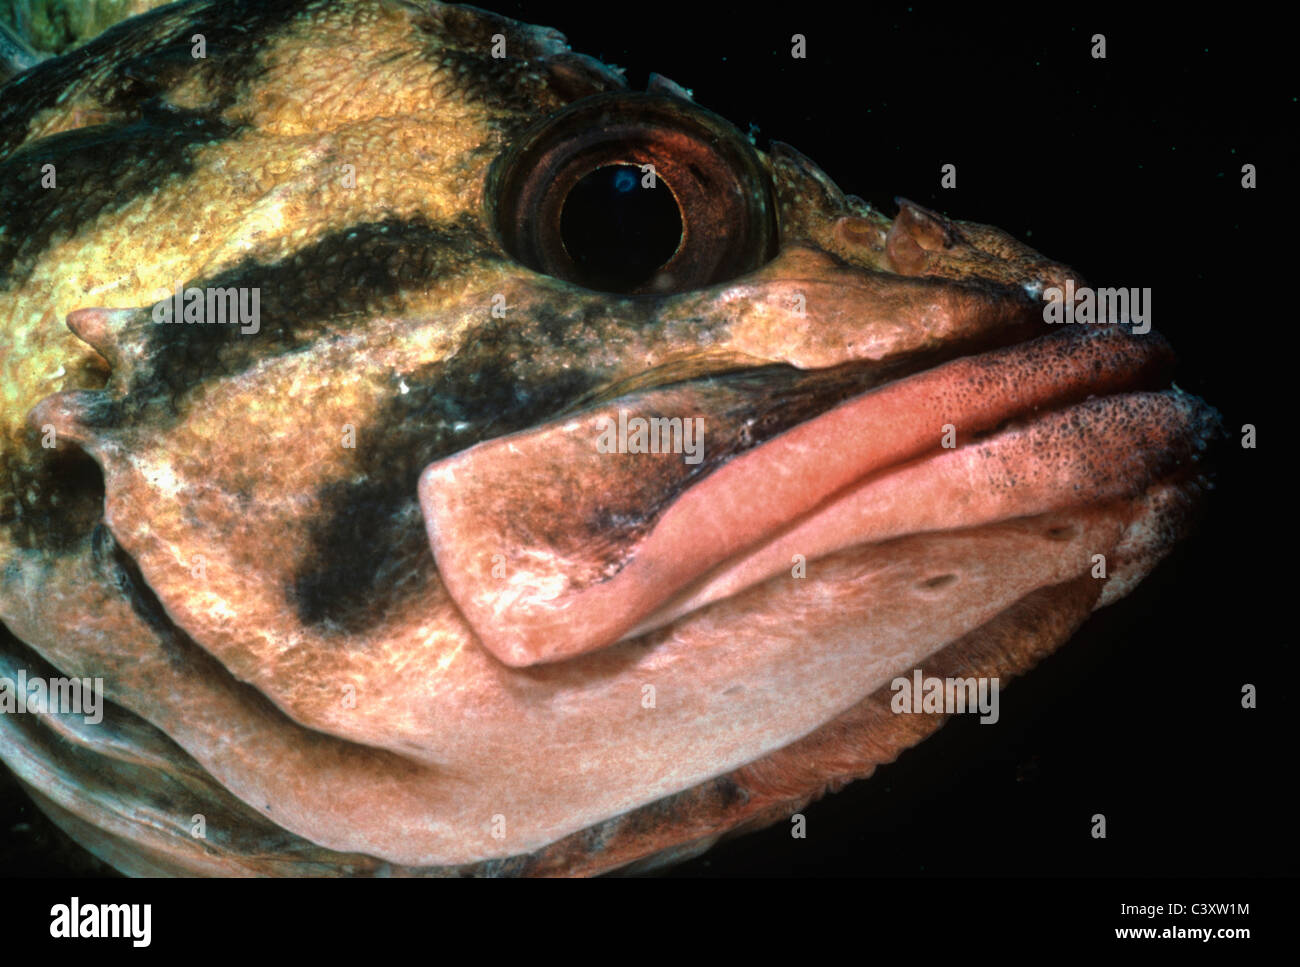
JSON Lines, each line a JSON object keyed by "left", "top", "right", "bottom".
{"left": 1, "top": 0, "right": 1291, "bottom": 885}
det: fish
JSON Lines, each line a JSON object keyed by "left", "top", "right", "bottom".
{"left": 0, "top": 0, "right": 1219, "bottom": 876}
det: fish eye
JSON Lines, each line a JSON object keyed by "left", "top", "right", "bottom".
{"left": 489, "top": 93, "right": 777, "bottom": 295}
{"left": 558, "top": 163, "right": 683, "bottom": 292}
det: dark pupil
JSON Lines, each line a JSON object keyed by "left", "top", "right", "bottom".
{"left": 559, "top": 164, "right": 683, "bottom": 292}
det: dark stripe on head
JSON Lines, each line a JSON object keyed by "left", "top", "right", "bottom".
{"left": 0, "top": 0, "right": 323, "bottom": 157}
{"left": 0, "top": 107, "right": 237, "bottom": 288}
{"left": 123, "top": 214, "right": 502, "bottom": 421}
{"left": 291, "top": 339, "right": 600, "bottom": 634}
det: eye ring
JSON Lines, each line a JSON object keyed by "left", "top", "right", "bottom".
{"left": 488, "top": 92, "right": 777, "bottom": 295}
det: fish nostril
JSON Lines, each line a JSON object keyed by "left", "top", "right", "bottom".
{"left": 833, "top": 214, "right": 885, "bottom": 249}
{"left": 1045, "top": 524, "right": 1078, "bottom": 541}
{"left": 918, "top": 574, "right": 958, "bottom": 591}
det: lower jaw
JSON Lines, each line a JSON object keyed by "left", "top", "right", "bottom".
{"left": 578, "top": 465, "right": 1211, "bottom": 874}
{"left": 591, "top": 571, "right": 1119, "bottom": 875}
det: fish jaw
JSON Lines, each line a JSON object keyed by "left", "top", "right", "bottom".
{"left": 421, "top": 325, "right": 1217, "bottom": 668}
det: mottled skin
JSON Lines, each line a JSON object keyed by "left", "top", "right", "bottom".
{"left": 1, "top": 0, "right": 174, "bottom": 55}
{"left": 0, "top": 0, "right": 1216, "bottom": 874}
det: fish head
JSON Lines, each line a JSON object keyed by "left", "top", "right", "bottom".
{"left": 0, "top": 0, "right": 1219, "bottom": 876}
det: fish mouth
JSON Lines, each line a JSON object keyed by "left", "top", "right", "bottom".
{"left": 421, "top": 323, "right": 1220, "bottom": 668}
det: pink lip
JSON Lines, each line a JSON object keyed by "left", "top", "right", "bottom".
{"left": 421, "top": 324, "right": 1213, "bottom": 668}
